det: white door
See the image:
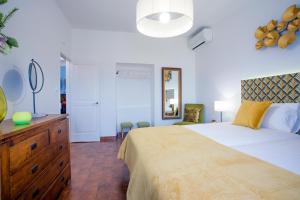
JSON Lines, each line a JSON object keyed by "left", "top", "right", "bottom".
{"left": 69, "top": 65, "right": 100, "bottom": 142}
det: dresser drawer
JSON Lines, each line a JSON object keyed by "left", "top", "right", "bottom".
{"left": 10, "top": 130, "right": 50, "bottom": 172}
{"left": 42, "top": 165, "right": 71, "bottom": 200}
{"left": 52, "top": 119, "right": 68, "bottom": 144}
{"left": 18, "top": 152, "right": 70, "bottom": 200}
{"left": 55, "top": 140, "right": 69, "bottom": 156}
{"left": 10, "top": 146, "right": 56, "bottom": 199}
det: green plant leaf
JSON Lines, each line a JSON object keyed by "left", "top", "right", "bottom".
{"left": 6, "top": 37, "right": 18, "bottom": 48}
{"left": 0, "top": 32, "right": 7, "bottom": 38}
{"left": 0, "top": 43, "right": 11, "bottom": 54}
{"left": 0, "top": 0, "right": 8, "bottom": 5}
{"left": 0, "top": 13, "right": 3, "bottom": 29}
{"left": 3, "top": 8, "right": 18, "bottom": 25}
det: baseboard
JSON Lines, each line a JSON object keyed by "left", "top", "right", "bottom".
{"left": 71, "top": 134, "right": 100, "bottom": 142}
{"left": 100, "top": 136, "right": 116, "bottom": 142}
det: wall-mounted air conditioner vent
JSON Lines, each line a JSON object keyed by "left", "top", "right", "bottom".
{"left": 188, "top": 28, "right": 213, "bottom": 50}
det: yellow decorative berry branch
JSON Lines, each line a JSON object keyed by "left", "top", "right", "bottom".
{"left": 255, "top": 5, "right": 300, "bottom": 50}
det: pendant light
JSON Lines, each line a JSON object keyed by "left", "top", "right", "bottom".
{"left": 136, "top": 0, "right": 194, "bottom": 38}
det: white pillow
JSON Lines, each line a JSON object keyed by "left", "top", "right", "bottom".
{"left": 261, "top": 103, "right": 300, "bottom": 133}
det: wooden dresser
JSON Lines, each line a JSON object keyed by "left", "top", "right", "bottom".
{"left": 0, "top": 115, "right": 71, "bottom": 200}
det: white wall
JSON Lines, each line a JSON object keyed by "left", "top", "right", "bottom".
{"left": 71, "top": 29, "right": 196, "bottom": 136}
{"left": 196, "top": 0, "right": 300, "bottom": 122}
{"left": 0, "top": 0, "right": 71, "bottom": 118}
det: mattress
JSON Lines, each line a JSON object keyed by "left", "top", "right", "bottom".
{"left": 185, "top": 122, "right": 300, "bottom": 175}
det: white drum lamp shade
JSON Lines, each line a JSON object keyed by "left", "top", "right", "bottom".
{"left": 214, "top": 101, "right": 230, "bottom": 112}
{"left": 136, "top": 0, "right": 194, "bottom": 38}
{"left": 214, "top": 101, "right": 230, "bottom": 122}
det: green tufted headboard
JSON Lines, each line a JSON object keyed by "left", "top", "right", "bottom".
{"left": 241, "top": 73, "right": 300, "bottom": 103}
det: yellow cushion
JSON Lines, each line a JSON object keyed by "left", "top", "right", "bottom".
{"left": 233, "top": 100, "right": 272, "bottom": 129}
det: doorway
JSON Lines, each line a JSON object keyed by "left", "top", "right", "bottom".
{"left": 60, "top": 56, "right": 67, "bottom": 114}
{"left": 116, "top": 63, "right": 154, "bottom": 133}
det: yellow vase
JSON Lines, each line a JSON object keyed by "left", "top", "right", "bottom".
{"left": 0, "top": 87, "right": 7, "bottom": 123}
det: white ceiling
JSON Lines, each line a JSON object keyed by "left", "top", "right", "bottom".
{"left": 56, "top": 0, "right": 251, "bottom": 36}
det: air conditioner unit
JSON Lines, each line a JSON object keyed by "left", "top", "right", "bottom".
{"left": 188, "top": 28, "right": 213, "bottom": 50}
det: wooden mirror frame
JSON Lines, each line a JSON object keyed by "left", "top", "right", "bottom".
{"left": 162, "top": 67, "right": 182, "bottom": 120}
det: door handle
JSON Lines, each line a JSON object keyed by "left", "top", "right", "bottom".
{"left": 95, "top": 102, "right": 99, "bottom": 105}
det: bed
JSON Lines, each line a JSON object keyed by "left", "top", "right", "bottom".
{"left": 186, "top": 123, "right": 300, "bottom": 175}
{"left": 118, "top": 73, "right": 300, "bottom": 200}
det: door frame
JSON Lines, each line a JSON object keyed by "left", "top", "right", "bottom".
{"left": 60, "top": 54, "right": 72, "bottom": 142}
{"left": 60, "top": 54, "right": 71, "bottom": 115}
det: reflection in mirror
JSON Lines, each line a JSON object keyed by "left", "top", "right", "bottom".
{"left": 162, "top": 67, "right": 182, "bottom": 120}
{"left": 2, "top": 68, "right": 25, "bottom": 104}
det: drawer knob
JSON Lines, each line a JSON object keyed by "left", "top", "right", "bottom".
{"left": 59, "top": 161, "right": 64, "bottom": 168}
{"left": 31, "top": 164, "right": 39, "bottom": 174}
{"left": 58, "top": 129, "right": 62, "bottom": 134}
{"left": 60, "top": 176, "right": 65, "bottom": 182}
{"left": 59, "top": 144, "right": 64, "bottom": 151}
{"left": 32, "top": 188, "right": 40, "bottom": 199}
{"left": 31, "top": 143, "right": 37, "bottom": 151}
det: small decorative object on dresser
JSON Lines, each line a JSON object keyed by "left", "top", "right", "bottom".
{"left": 12, "top": 112, "right": 32, "bottom": 125}
{"left": 28, "top": 59, "right": 46, "bottom": 118}
{"left": 0, "top": 114, "right": 71, "bottom": 200}
{"left": 0, "top": 86, "right": 7, "bottom": 123}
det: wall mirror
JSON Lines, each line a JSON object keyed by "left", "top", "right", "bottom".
{"left": 2, "top": 67, "right": 25, "bottom": 104}
{"left": 162, "top": 67, "right": 182, "bottom": 120}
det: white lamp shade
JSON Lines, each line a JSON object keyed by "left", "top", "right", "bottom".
{"left": 214, "top": 101, "right": 230, "bottom": 112}
{"left": 136, "top": 0, "right": 194, "bottom": 38}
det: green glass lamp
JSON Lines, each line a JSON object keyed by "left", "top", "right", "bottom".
{"left": 12, "top": 112, "right": 32, "bottom": 125}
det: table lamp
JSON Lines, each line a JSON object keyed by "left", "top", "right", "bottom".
{"left": 214, "top": 101, "right": 229, "bottom": 122}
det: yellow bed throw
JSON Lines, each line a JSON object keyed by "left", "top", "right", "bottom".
{"left": 118, "top": 126, "right": 300, "bottom": 200}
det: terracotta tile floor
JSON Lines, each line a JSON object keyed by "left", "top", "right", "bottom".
{"left": 58, "top": 141, "right": 129, "bottom": 200}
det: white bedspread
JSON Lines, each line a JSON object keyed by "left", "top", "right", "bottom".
{"left": 185, "top": 122, "right": 300, "bottom": 175}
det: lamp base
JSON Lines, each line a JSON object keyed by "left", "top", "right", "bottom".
{"left": 220, "top": 112, "right": 223, "bottom": 122}
{"left": 32, "top": 113, "right": 48, "bottom": 119}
